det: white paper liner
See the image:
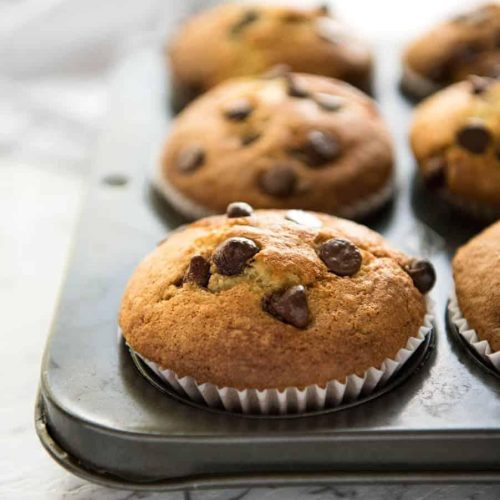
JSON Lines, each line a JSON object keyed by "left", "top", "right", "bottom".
{"left": 153, "top": 162, "right": 395, "bottom": 222}
{"left": 127, "top": 301, "right": 434, "bottom": 415}
{"left": 448, "top": 290, "right": 500, "bottom": 372}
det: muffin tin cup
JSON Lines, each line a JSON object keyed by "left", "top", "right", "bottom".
{"left": 152, "top": 164, "right": 395, "bottom": 221}
{"left": 400, "top": 65, "right": 442, "bottom": 100}
{"left": 441, "top": 192, "right": 500, "bottom": 222}
{"left": 125, "top": 301, "right": 434, "bottom": 416}
{"left": 448, "top": 291, "right": 500, "bottom": 374}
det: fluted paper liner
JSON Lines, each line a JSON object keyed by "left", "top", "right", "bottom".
{"left": 448, "top": 291, "right": 500, "bottom": 372}
{"left": 126, "top": 302, "right": 434, "bottom": 415}
{"left": 152, "top": 163, "right": 394, "bottom": 221}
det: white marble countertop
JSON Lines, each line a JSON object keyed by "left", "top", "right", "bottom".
{"left": 1, "top": 0, "right": 499, "bottom": 498}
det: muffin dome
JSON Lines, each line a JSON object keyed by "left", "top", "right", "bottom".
{"left": 402, "top": 3, "right": 500, "bottom": 99}
{"left": 410, "top": 76, "right": 500, "bottom": 216}
{"left": 156, "top": 73, "right": 394, "bottom": 220}
{"left": 169, "top": 3, "right": 373, "bottom": 108}
{"left": 452, "top": 221, "right": 500, "bottom": 352}
{"left": 120, "top": 208, "right": 434, "bottom": 391}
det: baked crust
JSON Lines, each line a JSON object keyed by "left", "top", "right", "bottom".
{"left": 168, "top": 3, "right": 373, "bottom": 102}
{"left": 453, "top": 221, "right": 500, "bottom": 352}
{"left": 410, "top": 78, "right": 500, "bottom": 210}
{"left": 160, "top": 73, "right": 394, "bottom": 216}
{"left": 402, "top": 3, "right": 500, "bottom": 97}
{"left": 120, "top": 210, "right": 427, "bottom": 390}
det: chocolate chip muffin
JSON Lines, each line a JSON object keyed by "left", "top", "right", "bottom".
{"left": 120, "top": 206, "right": 435, "bottom": 395}
{"left": 169, "top": 3, "right": 373, "bottom": 109}
{"left": 410, "top": 75, "right": 500, "bottom": 217}
{"left": 155, "top": 73, "right": 394, "bottom": 220}
{"left": 451, "top": 221, "right": 500, "bottom": 365}
{"left": 402, "top": 3, "right": 500, "bottom": 99}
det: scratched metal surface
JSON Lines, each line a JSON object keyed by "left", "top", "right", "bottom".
{"left": 37, "top": 11, "right": 500, "bottom": 496}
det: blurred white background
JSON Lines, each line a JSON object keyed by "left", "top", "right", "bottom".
{"left": 0, "top": 0, "right": 496, "bottom": 498}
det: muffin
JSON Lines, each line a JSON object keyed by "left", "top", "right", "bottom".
{"left": 402, "top": 3, "right": 500, "bottom": 99}
{"left": 169, "top": 3, "right": 373, "bottom": 109}
{"left": 410, "top": 75, "right": 500, "bottom": 218}
{"left": 155, "top": 72, "right": 394, "bottom": 220}
{"left": 120, "top": 206, "right": 435, "bottom": 414}
{"left": 450, "top": 221, "right": 500, "bottom": 371}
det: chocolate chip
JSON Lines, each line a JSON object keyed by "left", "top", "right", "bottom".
{"left": 298, "top": 130, "right": 340, "bottom": 167}
{"left": 241, "top": 132, "right": 260, "bottom": 146}
{"left": 456, "top": 121, "right": 492, "bottom": 154}
{"left": 405, "top": 259, "right": 436, "bottom": 294}
{"left": 423, "top": 156, "right": 446, "bottom": 190}
{"left": 230, "top": 10, "right": 259, "bottom": 35}
{"left": 213, "top": 237, "right": 260, "bottom": 276}
{"left": 318, "top": 238, "right": 362, "bottom": 277}
{"left": 226, "top": 201, "right": 254, "bottom": 218}
{"left": 176, "top": 146, "right": 205, "bottom": 173}
{"left": 285, "top": 210, "right": 322, "bottom": 228}
{"left": 263, "top": 285, "right": 309, "bottom": 329}
{"left": 285, "top": 73, "right": 309, "bottom": 98}
{"left": 469, "top": 75, "right": 491, "bottom": 95}
{"left": 259, "top": 165, "right": 297, "bottom": 197}
{"left": 261, "top": 64, "right": 291, "bottom": 79}
{"left": 223, "top": 99, "right": 253, "bottom": 121}
{"left": 183, "top": 255, "right": 211, "bottom": 287}
{"left": 314, "top": 93, "right": 343, "bottom": 111}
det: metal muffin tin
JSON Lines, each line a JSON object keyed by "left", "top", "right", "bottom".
{"left": 35, "top": 33, "right": 500, "bottom": 490}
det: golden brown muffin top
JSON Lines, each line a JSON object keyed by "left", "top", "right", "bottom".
{"left": 169, "top": 3, "right": 372, "bottom": 94}
{"left": 160, "top": 73, "right": 393, "bottom": 216}
{"left": 120, "top": 208, "right": 433, "bottom": 390}
{"left": 410, "top": 76, "right": 500, "bottom": 209}
{"left": 404, "top": 3, "right": 500, "bottom": 86}
{"left": 453, "top": 221, "right": 500, "bottom": 351}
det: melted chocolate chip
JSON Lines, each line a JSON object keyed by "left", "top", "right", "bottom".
{"left": 285, "top": 74, "right": 309, "bottom": 98}
{"left": 183, "top": 255, "right": 211, "bottom": 288}
{"left": 223, "top": 99, "right": 253, "bottom": 121}
{"left": 226, "top": 201, "right": 254, "bottom": 218}
{"left": 314, "top": 93, "right": 343, "bottom": 111}
{"left": 176, "top": 146, "right": 205, "bottom": 173}
{"left": 285, "top": 210, "right": 322, "bottom": 228}
{"left": 405, "top": 259, "right": 436, "bottom": 294}
{"left": 263, "top": 285, "right": 309, "bottom": 329}
{"left": 423, "top": 156, "right": 447, "bottom": 190}
{"left": 469, "top": 75, "right": 491, "bottom": 95}
{"left": 213, "top": 237, "right": 260, "bottom": 276}
{"left": 318, "top": 238, "right": 362, "bottom": 277}
{"left": 241, "top": 132, "right": 260, "bottom": 146}
{"left": 456, "top": 121, "right": 492, "bottom": 154}
{"left": 295, "top": 130, "right": 340, "bottom": 167}
{"left": 259, "top": 165, "right": 297, "bottom": 197}
{"left": 230, "top": 10, "right": 259, "bottom": 35}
